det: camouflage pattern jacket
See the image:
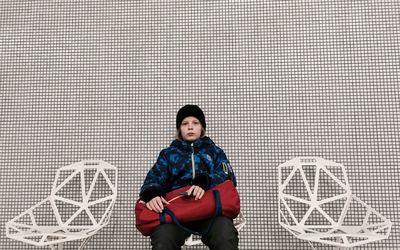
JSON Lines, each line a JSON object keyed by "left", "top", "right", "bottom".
{"left": 140, "top": 136, "right": 236, "bottom": 202}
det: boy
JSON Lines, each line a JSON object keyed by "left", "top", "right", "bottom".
{"left": 139, "top": 105, "right": 238, "bottom": 250}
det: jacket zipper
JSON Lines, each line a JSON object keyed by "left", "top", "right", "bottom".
{"left": 191, "top": 143, "right": 195, "bottom": 180}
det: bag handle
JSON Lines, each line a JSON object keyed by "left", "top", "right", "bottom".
{"left": 160, "top": 190, "right": 222, "bottom": 236}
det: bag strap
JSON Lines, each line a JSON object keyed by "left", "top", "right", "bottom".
{"left": 160, "top": 190, "right": 222, "bottom": 236}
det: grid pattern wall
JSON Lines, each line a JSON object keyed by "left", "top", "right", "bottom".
{"left": 1, "top": 1, "right": 399, "bottom": 249}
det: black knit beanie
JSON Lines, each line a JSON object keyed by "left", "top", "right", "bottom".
{"left": 176, "top": 105, "right": 206, "bottom": 130}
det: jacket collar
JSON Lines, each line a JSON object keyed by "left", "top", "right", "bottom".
{"left": 170, "top": 136, "right": 214, "bottom": 151}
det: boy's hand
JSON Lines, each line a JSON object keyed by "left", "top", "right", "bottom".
{"left": 146, "top": 196, "right": 170, "bottom": 213}
{"left": 186, "top": 185, "right": 205, "bottom": 200}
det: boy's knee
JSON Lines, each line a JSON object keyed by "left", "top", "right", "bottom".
{"left": 211, "top": 216, "right": 238, "bottom": 234}
{"left": 202, "top": 216, "right": 239, "bottom": 249}
{"left": 151, "top": 224, "right": 188, "bottom": 250}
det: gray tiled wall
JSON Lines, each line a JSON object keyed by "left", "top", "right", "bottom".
{"left": 1, "top": 1, "right": 399, "bottom": 249}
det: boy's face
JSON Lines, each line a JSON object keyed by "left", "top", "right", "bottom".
{"left": 180, "top": 116, "right": 202, "bottom": 141}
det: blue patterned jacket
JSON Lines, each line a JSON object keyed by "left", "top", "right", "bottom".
{"left": 140, "top": 137, "right": 236, "bottom": 202}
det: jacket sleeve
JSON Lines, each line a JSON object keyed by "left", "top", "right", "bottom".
{"left": 207, "top": 146, "right": 237, "bottom": 187}
{"left": 139, "top": 150, "right": 170, "bottom": 202}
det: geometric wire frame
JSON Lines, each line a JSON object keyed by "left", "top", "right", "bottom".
{"left": 6, "top": 160, "right": 118, "bottom": 250}
{"left": 278, "top": 157, "right": 392, "bottom": 248}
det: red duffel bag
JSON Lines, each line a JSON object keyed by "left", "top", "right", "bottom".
{"left": 135, "top": 180, "right": 240, "bottom": 236}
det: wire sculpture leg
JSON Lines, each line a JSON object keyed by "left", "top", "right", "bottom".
{"left": 49, "top": 243, "right": 63, "bottom": 250}
{"left": 47, "top": 236, "right": 92, "bottom": 250}
{"left": 307, "top": 241, "right": 317, "bottom": 250}
{"left": 78, "top": 236, "right": 93, "bottom": 250}
{"left": 307, "top": 240, "right": 350, "bottom": 250}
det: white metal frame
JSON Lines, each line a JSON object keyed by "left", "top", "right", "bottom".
{"left": 278, "top": 157, "right": 392, "bottom": 248}
{"left": 6, "top": 160, "right": 118, "bottom": 249}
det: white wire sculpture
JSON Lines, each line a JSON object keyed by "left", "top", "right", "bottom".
{"left": 6, "top": 160, "right": 118, "bottom": 250}
{"left": 183, "top": 211, "right": 246, "bottom": 247}
{"left": 278, "top": 157, "right": 392, "bottom": 248}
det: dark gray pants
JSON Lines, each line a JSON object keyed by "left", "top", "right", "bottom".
{"left": 150, "top": 216, "right": 239, "bottom": 250}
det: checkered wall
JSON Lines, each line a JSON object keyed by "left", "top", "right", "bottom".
{"left": 1, "top": 1, "right": 399, "bottom": 249}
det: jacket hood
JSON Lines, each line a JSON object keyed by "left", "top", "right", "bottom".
{"left": 170, "top": 136, "right": 214, "bottom": 151}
